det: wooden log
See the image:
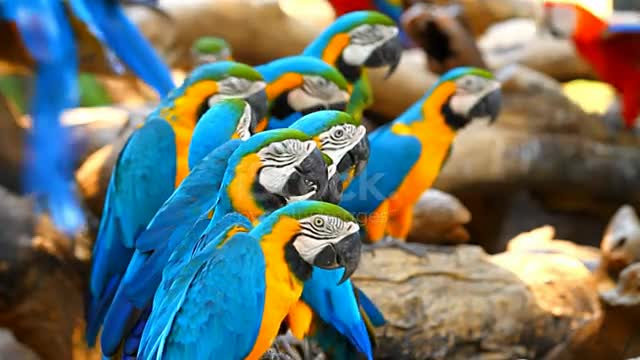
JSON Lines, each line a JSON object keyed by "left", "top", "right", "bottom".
{"left": 353, "top": 240, "right": 602, "bottom": 359}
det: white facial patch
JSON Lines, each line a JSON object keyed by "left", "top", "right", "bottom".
{"left": 207, "top": 77, "right": 267, "bottom": 106}
{"left": 546, "top": 5, "right": 577, "bottom": 38}
{"left": 287, "top": 75, "right": 350, "bottom": 111}
{"left": 342, "top": 25, "right": 399, "bottom": 66}
{"left": 292, "top": 215, "right": 360, "bottom": 263}
{"left": 257, "top": 139, "right": 317, "bottom": 195}
{"left": 450, "top": 75, "right": 500, "bottom": 118}
{"left": 235, "top": 103, "right": 253, "bottom": 140}
{"left": 318, "top": 124, "right": 366, "bottom": 167}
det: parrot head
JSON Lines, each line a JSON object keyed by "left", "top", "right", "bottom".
{"left": 191, "top": 36, "right": 233, "bottom": 66}
{"left": 542, "top": 1, "right": 606, "bottom": 41}
{"left": 220, "top": 129, "right": 331, "bottom": 222}
{"left": 187, "top": 98, "right": 258, "bottom": 169}
{"left": 254, "top": 200, "right": 362, "bottom": 284}
{"left": 256, "top": 56, "right": 351, "bottom": 128}
{"left": 411, "top": 67, "right": 502, "bottom": 130}
{"left": 304, "top": 11, "right": 403, "bottom": 81}
{"left": 290, "top": 111, "right": 369, "bottom": 203}
{"left": 157, "top": 61, "right": 268, "bottom": 129}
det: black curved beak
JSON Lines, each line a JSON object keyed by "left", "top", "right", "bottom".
{"left": 320, "top": 172, "right": 344, "bottom": 204}
{"left": 313, "top": 232, "right": 362, "bottom": 285}
{"left": 337, "top": 136, "right": 370, "bottom": 176}
{"left": 468, "top": 86, "right": 502, "bottom": 123}
{"left": 312, "top": 232, "right": 362, "bottom": 284}
{"left": 245, "top": 89, "right": 268, "bottom": 125}
{"left": 365, "top": 35, "right": 403, "bottom": 78}
{"left": 283, "top": 148, "right": 329, "bottom": 201}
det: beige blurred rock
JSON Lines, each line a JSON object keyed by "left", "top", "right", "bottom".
{"left": 354, "top": 244, "right": 601, "bottom": 359}
{"left": 506, "top": 225, "right": 601, "bottom": 266}
{"left": 479, "top": 19, "right": 595, "bottom": 82}
{"left": 408, "top": 189, "right": 471, "bottom": 244}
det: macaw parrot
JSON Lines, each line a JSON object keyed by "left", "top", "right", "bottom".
{"left": 290, "top": 111, "right": 369, "bottom": 204}
{"left": 255, "top": 56, "right": 351, "bottom": 130}
{"left": 287, "top": 110, "right": 378, "bottom": 359}
{"left": 325, "top": 0, "right": 412, "bottom": 47}
{"left": 138, "top": 200, "right": 362, "bottom": 360}
{"left": 87, "top": 71, "right": 266, "bottom": 347}
{"left": 303, "top": 11, "right": 403, "bottom": 121}
{"left": 0, "top": 0, "right": 175, "bottom": 235}
{"left": 543, "top": 1, "right": 640, "bottom": 129}
{"left": 340, "top": 67, "right": 502, "bottom": 255}
{"left": 98, "top": 128, "right": 330, "bottom": 356}
{"left": 191, "top": 36, "right": 233, "bottom": 66}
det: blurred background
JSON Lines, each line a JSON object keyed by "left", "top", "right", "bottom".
{"left": 1, "top": 0, "right": 640, "bottom": 359}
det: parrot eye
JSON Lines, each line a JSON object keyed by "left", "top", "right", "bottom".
{"left": 313, "top": 217, "right": 325, "bottom": 227}
{"left": 301, "top": 75, "right": 341, "bottom": 100}
{"left": 334, "top": 129, "right": 344, "bottom": 138}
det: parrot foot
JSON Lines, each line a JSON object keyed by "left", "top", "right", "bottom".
{"left": 271, "top": 332, "right": 304, "bottom": 360}
{"left": 363, "top": 237, "right": 429, "bottom": 257}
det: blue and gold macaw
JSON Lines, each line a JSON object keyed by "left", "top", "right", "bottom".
{"left": 87, "top": 65, "right": 267, "bottom": 346}
{"left": 340, "top": 67, "right": 502, "bottom": 254}
{"left": 138, "top": 200, "right": 362, "bottom": 360}
{"left": 191, "top": 36, "right": 233, "bottom": 66}
{"left": 287, "top": 110, "right": 377, "bottom": 359}
{"left": 0, "top": 0, "right": 174, "bottom": 235}
{"left": 98, "top": 129, "right": 330, "bottom": 356}
{"left": 255, "top": 56, "right": 350, "bottom": 130}
{"left": 303, "top": 11, "right": 402, "bottom": 122}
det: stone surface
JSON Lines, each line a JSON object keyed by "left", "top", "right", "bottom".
{"left": 408, "top": 189, "right": 471, "bottom": 245}
{"left": 353, "top": 244, "right": 601, "bottom": 359}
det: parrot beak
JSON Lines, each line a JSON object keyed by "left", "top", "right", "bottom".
{"left": 337, "top": 135, "right": 370, "bottom": 177}
{"left": 312, "top": 231, "right": 362, "bottom": 285}
{"left": 245, "top": 89, "right": 269, "bottom": 125}
{"left": 319, "top": 172, "right": 344, "bottom": 204}
{"left": 468, "top": 83, "right": 502, "bottom": 124}
{"left": 365, "top": 35, "right": 403, "bottom": 79}
{"left": 284, "top": 148, "right": 329, "bottom": 202}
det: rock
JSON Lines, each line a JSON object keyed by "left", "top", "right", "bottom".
{"left": 408, "top": 189, "right": 471, "bottom": 245}
{"left": 353, "top": 244, "right": 601, "bottom": 359}
{"left": 600, "top": 205, "right": 640, "bottom": 276}
{"left": 0, "top": 328, "right": 40, "bottom": 360}
{"left": 506, "top": 225, "right": 601, "bottom": 267}
{"left": 401, "top": 3, "right": 486, "bottom": 75}
{"left": 403, "top": 0, "right": 542, "bottom": 36}
{"left": 0, "top": 187, "right": 89, "bottom": 360}
{"left": 478, "top": 19, "right": 595, "bottom": 81}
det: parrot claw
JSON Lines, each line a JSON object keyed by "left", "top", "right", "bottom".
{"left": 271, "top": 332, "right": 304, "bottom": 360}
{"left": 363, "top": 237, "right": 430, "bottom": 257}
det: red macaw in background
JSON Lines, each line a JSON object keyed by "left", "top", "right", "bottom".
{"left": 544, "top": 1, "right": 640, "bottom": 129}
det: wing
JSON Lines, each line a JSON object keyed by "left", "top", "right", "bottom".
{"left": 355, "top": 286, "right": 385, "bottom": 327}
{"left": 302, "top": 268, "right": 373, "bottom": 360}
{"left": 86, "top": 119, "right": 176, "bottom": 345}
{"left": 135, "top": 139, "right": 241, "bottom": 252}
{"left": 187, "top": 109, "right": 239, "bottom": 169}
{"left": 68, "top": 0, "right": 174, "bottom": 96}
{"left": 340, "top": 126, "right": 421, "bottom": 214}
{"left": 118, "top": 140, "right": 241, "bottom": 308}
{"left": 139, "top": 234, "right": 266, "bottom": 360}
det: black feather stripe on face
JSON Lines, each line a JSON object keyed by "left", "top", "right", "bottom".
{"left": 441, "top": 95, "right": 469, "bottom": 130}
{"left": 285, "top": 240, "right": 313, "bottom": 282}
{"left": 336, "top": 56, "right": 362, "bottom": 83}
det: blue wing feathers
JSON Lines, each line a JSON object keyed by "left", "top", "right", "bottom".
{"left": 303, "top": 268, "right": 373, "bottom": 360}
{"left": 140, "top": 234, "right": 265, "bottom": 360}
{"left": 340, "top": 127, "right": 421, "bottom": 215}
